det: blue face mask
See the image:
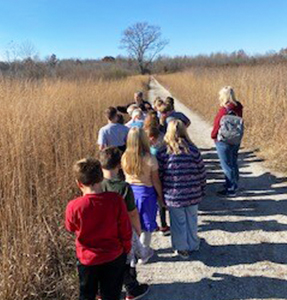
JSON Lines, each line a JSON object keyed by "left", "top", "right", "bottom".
{"left": 131, "top": 121, "right": 144, "bottom": 128}
{"left": 150, "top": 146, "right": 157, "bottom": 156}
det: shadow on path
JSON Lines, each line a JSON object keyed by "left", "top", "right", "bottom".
{"left": 201, "top": 147, "right": 266, "bottom": 183}
{"left": 145, "top": 274, "right": 287, "bottom": 300}
{"left": 146, "top": 146, "right": 287, "bottom": 299}
{"left": 152, "top": 238, "right": 287, "bottom": 266}
{"left": 200, "top": 219, "right": 287, "bottom": 232}
{"left": 200, "top": 147, "right": 287, "bottom": 218}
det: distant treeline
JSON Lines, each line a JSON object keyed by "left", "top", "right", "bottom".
{"left": 153, "top": 48, "right": 287, "bottom": 72}
{"left": 1, "top": 49, "right": 287, "bottom": 79}
{"left": 0, "top": 56, "right": 137, "bottom": 80}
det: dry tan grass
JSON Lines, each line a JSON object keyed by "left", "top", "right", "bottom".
{"left": 0, "top": 76, "right": 148, "bottom": 300}
{"left": 157, "top": 64, "right": 287, "bottom": 172}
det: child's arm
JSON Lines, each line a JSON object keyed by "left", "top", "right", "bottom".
{"left": 124, "top": 184, "right": 141, "bottom": 236}
{"left": 185, "top": 119, "right": 191, "bottom": 128}
{"left": 151, "top": 170, "right": 165, "bottom": 207}
{"left": 116, "top": 104, "right": 129, "bottom": 114}
{"left": 181, "top": 113, "right": 191, "bottom": 128}
{"left": 97, "top": 128, "right": 107, "bottom": 150}
{"left": 117, "top": 196, "right": 132, "bottom": 254}
{"left": 128, "top": 209, "right": 141, "bottom": 236}
{"left": 196, "top": 150, "right": 207, "bottom": 194}
{"left": 65, "top": 203, "right": 77, "bottom": 233}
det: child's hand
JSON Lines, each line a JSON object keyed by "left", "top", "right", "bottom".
{"left": 158, "top": 197, "right": 166, "bottom": 208}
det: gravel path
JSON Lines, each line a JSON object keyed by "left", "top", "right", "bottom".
{"left": 136, "top": 77, "right": 287, "bottom": 300}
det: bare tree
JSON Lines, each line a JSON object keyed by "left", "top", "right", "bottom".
{"left": 5, "top": 40, "right": 38, "bottom": 62}
{"left": 120, "top": 22, "right": 169, "bottom": 74}
{"left": 18, "top": 40, "right": 39, "bottom": 60}
{"left": 5, "top": 41, "right": 19, "bottom": 62}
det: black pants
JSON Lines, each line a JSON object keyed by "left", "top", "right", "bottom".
{"left": 123, "top": 264, "right": 139, "bottom": 295}
{"left": 77, "top": 253, "right": 126, "bottom": 300}
{"left": 159, "top": 207, "right": 167, "bottom": 228}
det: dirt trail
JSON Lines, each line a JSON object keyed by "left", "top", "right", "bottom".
{"left": 136, "top": 77, "right": 287, "bottom": 300}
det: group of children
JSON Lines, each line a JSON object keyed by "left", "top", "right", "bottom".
{"left": 65, "top": 91, "right": 207, "bottom": 300}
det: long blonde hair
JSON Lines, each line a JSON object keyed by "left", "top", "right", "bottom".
{"left": 164, "top": 119, "right": 193, "bottom": 154}
{"left": 121, "top": 127, "right": 151, "bottom": 176}
{"left": 219, "top": 86, "right": 238, "bottom": 107}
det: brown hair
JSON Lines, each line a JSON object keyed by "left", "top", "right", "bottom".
{"left": 135, "top": 91, "right": 143, "bottom": 98}
{"left": 105, "top": 106, "right": 117, "bottom": 121}
{"left": 158, "top": 103, "right": 172, "bottom": 114}
{"left": 145, "top": 127, "right": 160, "bottom": 139}
{"left": 99, "top": 147, "right": 122, "bottom": 170}
{"left": 166, "top": 97, "right": 175, "bottom": 110}
{"left": 73, "top": 158, "right": 103, "bottom": 185}
{"left": 144, "top": 111, "right": 159, "bottom": 130}
{"left": 115, "top": 113, "right": 124, "bottom": 124}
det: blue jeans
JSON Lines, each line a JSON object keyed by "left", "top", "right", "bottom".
{"left": 169, "top": 205, "right": 199, "bottom": 251}
{"left": 215, "top": 141, "right": 240, "bottom": 192}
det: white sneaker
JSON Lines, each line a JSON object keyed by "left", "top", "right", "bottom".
{"left": 138, "top": 248, "right": 154, "bottom": 265}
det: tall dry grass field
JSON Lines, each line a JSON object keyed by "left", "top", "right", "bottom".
{"left": 0, "top": 76, "right": 147, "bottom": 300}
{"left": 157, "top": 64, "right": 287, "bottom": 171}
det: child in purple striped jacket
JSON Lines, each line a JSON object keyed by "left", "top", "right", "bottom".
{"left": 157, "top": 119, "right": 206, "bottom": 259}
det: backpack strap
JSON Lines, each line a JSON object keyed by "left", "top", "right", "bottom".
{"left": 226, "top": 107, "right": 237, "bottom": 116}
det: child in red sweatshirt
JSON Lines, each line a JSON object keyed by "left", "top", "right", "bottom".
{"left": 65, "top": 158, "right": 132, "bottom": 300}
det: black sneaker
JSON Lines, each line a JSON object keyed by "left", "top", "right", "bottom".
{"left": 126, "top": 284, "right": 150, "bottom": 300}
{"left": 175, "top": 250, "right": 190, "bottom": 259}
{"left": 159, "top": 226, "right": 170, "bottom": 236}
{"left": 216, "top": 189, "right": 236, "bottom": 197}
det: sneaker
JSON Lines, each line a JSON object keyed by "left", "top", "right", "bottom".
{"left": 188, "top": 247, "right": 200, "bottom": 255}
{"left": 125, "top": 284, "right": 150, "bottom": 300}
{"left": 216, "top": 189, "right": 236, "bottom": 197}
{"left": 138, "top": 248, "right": 154, "bottom": 265}
{"left": 159, "top": 226, "right": 170, "bottom": 236}
{"left": 175, "top": 250, "right": 190, "bottom": 259}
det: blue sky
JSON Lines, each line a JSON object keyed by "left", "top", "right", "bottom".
{"left": 0, "top": 0, "right": 287, "bottom": 60}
